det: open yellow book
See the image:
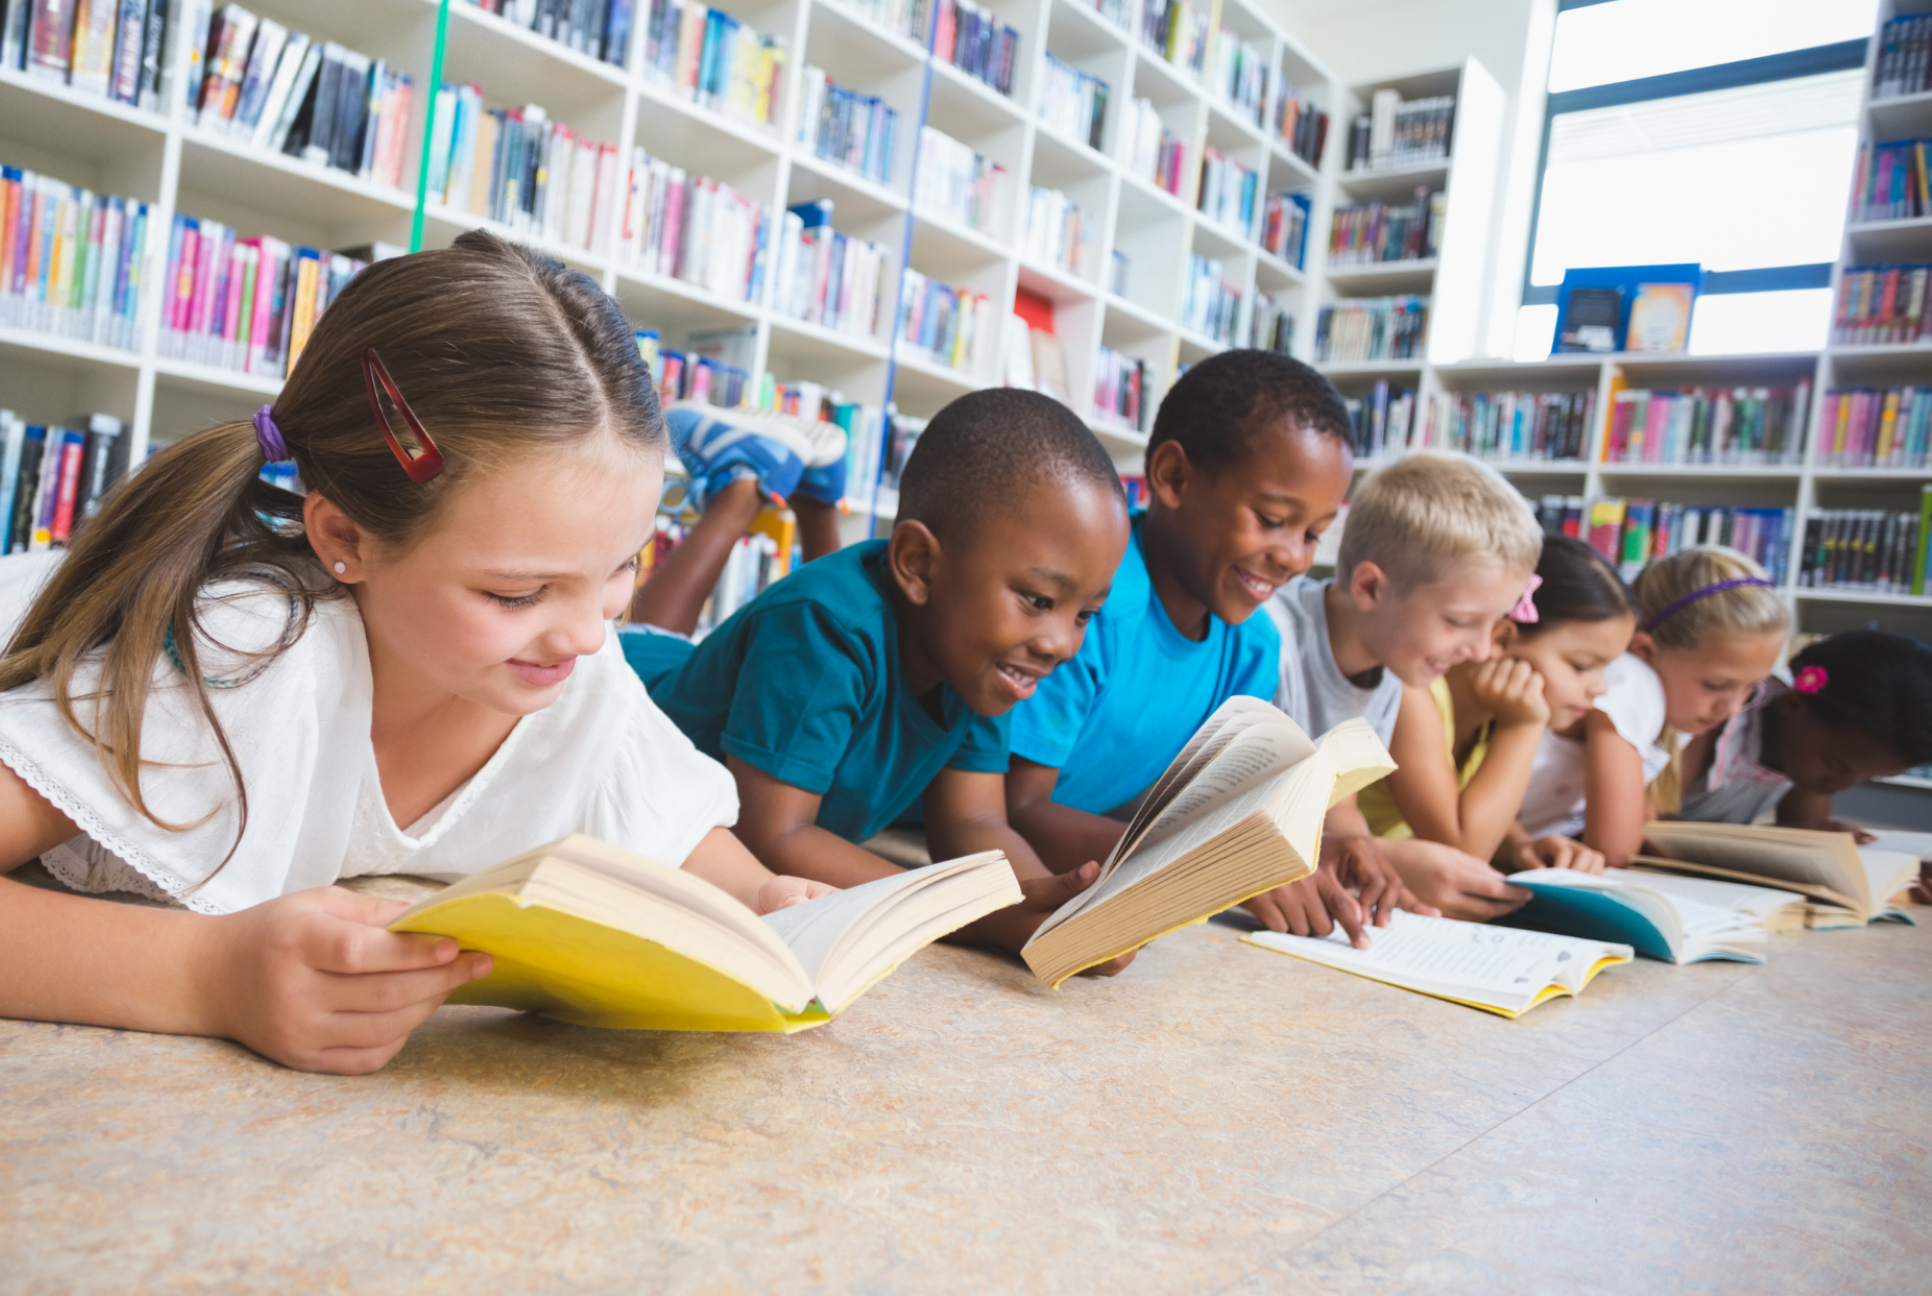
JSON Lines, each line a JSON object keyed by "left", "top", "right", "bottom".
{"left": 1021, "top": 696, "right": 1395, "bottom": 987}
{"left": 1245, "top": 911, "right": 1633, "bottom": 1018}
{"left": 389, "top": 836, "right": 1022, "bottom": 1032}
{"left": 1639, "top": 822, "right": 1920, "bottom": 929}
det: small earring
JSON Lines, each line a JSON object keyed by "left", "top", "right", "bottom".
{"left": 333, "top": 561, "right": 348, "bottom": 576}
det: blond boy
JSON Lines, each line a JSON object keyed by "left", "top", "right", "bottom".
{"left": 1255, "top": 452, "right": 1546, "bottom": 924}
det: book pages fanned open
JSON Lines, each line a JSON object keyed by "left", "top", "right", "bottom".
{"left": 1510, "top": 867, "right": 1783, "bottom": 963}
{"left": 1021, "top": 697, "right": 1395, "bottom": 987}
{"left": 1639, "top": 822, "right": 1920, "bottom": 928}
{"left": 390, "top": 836, "right": 1021, "bottom": 1032}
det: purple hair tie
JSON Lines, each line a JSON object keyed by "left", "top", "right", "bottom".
{"left": 252, "top": 404, "right": 289, "bottom": 463}
{"left": 1641, "top": 577, "right": 1775, "bottom": 633}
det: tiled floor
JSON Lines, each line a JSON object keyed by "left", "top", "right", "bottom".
{"left": 3, "top": 910, "right": 1926, "bottom": 1293}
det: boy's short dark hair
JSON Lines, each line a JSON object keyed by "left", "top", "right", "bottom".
{"left": 896, "top": 389, "right": 1124, "bottom": 541}
{"left": 1789, "top": 630, "right": 1932, "bottom": 766}
{"left": 1146, "top": 350, "right": 1355, "bottom": 475}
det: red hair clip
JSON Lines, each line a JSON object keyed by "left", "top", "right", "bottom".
{"left": 362, "top": 347, "right": 444, "bottom": 483}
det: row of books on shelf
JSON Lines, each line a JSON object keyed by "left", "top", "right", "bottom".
{"left": 640, "top": 0, "right": 786, "bottom": 132}
{"left": 186, "top": 9, "right": 416, "bottom": 189}
{"left": 621, "top": 153, "right": 769, "bottom": 303}
{"left": 1874, "top": 14, "right": 1932, "bottom": 101}
{"left": 1314, "top": 295, "right": 1427, "bottom": 363}
{"left": 1847, "top": 138, "right": 1930, "bottom": 224}
{"left": 1276, "top": 85, "right": 1328, "bottom": 168}
{"left": 1138, "top": 0, "right": 1209, "bottom": 79}
{"left": 1182, "top": 253, "right": 1240, "bottom": 344}
{"left": 1603, "top": 384, "right": 1810, "bottom": 468}
{"left": 1197, "top": 148, "right": 1259, "bottom": 237}
{"left": 1250, "top": 291, "right": 1292, "bottom": 355}
{"left": 1545, "top": 496, "right": 1795, "bottom": 585}
{"left": 1800, "top": 504, "right": 1930, "bottom": 597}
{"left": 426, "top": 90, "right": 620, "bottom": 255}
{"left": 0, "top": 412, "right": 125, "bottom": 557}
{"left": 1, "top": 0, "right": 166, "bottom": 109}
{"left": 1342, "top": 382, "right": 1414, "bottom": 461}
{"left": 931, "top": 0, "right": 1019, "bottom": 97}
{"left": 1328, "top": 189, "right": 1442, "bottom": 267}
{"left": 913, "top": 127, "right": 1008, "bottom": 235}
{"left": 774, "top": 200, "right": 888, "bottom": 338}
{"left": 1118, "top": 98, "right": 1189, "bottom": 198}
{"left": 159, "top": 216, "right": 374, "bottom": 378}
{"left": 1345, "top": 91, "right": 1453, "bottom": 174}
{"left": 459, "top": 0, "right": 634, "bottom": 66}
{"left": 895, "top": 268, "right": 993, "bottom": 374}
{"left": 797, "top": 66, "right": 899, "bottom": 187}
{"left": 1831, "top": 263, "right": 1931, "bottom": 345}
{"left": 1259, "top": 192, "right": 1308, "bottom": 266}
{"left": 1, "top": 169, "right": 148, "bottom": 351}
{"left": 1420, "top": 388, "right": 1597, "bottom": 463}
{"left": 1092, "top": 345, "right": 1147, "bottom": 433}
{"left": 1039, "top": 54, "right": 1109, "bottom": 152}
{"left": 1022, "top": 185, "right": 1089, "bottom": 277}
{"left": 1818, "top": 385, "right": 1932, "bottom": 470}
{"left": 1210, "top": 27, "right": 1267, "bottom": 128}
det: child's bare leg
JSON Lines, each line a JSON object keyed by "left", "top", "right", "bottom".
{"left": 792, "top": 496, "right": 842, "bottom": 563}
{"left": 628, "top": 479, "right": 764, "bottom": 635}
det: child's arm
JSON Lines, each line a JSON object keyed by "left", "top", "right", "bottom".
{"left": 682, "top": 825, "right": 840, "bottom": 914}
{"left": 0, "top": 766, "right": 491, "bottom": 1075}
{"left": 1003, "top": 756, "right": 1128, "bottom": 875}
{"left": 1385, "top": 663, "right": 1549, "bottom": 862}
{"left": 1580, "top": 708, "right": 1648, "bottom": 868}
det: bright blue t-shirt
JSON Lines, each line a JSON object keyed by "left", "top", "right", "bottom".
{"left": 622, "top": 541, "right": 1009, "bottom": 844}
{"left": 1008, "top": 513, "right": 1281, "bottom": 814}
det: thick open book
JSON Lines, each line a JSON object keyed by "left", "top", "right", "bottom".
{"left": 1021, "top": 696, "right": 1395, "bottom": 987}
{"left": 389, "top": 836, "right": 1022, "bottom": 1031}
{"left": 1244, "top": 911, "right": 1633, "bottom": 1018}
{"left": 1640, "top": 822, "right": 1920, "bottom": 929}
{"left": 1510, "top": 867, "right": 1795, "bottom": 964}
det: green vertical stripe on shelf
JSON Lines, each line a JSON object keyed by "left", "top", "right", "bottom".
{"left": 411, "top": 0, "right": 453, "bottom": 253}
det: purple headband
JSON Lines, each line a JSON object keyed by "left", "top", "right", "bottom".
{"left": 253, "top": 404, "right": 288, "bottom": 463}
{"left": 1641, "top": 578, "right": 1775, "bottom": 633}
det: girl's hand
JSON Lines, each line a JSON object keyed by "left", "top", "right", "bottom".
{"left": 1826, "top": 819, "right": 1878, "bottom": 845}
{"left": 1469, "top": 657, "right": 1551, "bottom": 728}
{"left": 204, "top": 888, "right": 494, "bottom": 1076}
{"left": 1516, "top": 835, "right": 1608, "bottom": 875}
{"left": 752, "top": 874, "right": 839, "bottom": 914}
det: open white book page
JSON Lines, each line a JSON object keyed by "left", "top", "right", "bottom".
{"left": 1245, "top": 911, "right": 1632, "bottom": 1016}
{"left": 1642, "top": 824, "right": 1866, "bottom": 908}
{"left": 1514, "top": 868, "right": 1767, "bottom": 961}
{"left": 1865, "top": 830, "right": 1932, "bottom": 864}
{"left": 1857, "top": 849, "right": 1921, "bottom": 908}
{"left": 1128, "top": 718, "right": 1319, "bottom": 858}
{"left": 1622, "top": 865, "right": 1807, "bottom": 927}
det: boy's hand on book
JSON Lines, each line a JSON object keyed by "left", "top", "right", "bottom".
{"left": 1469, "top": 657, "right": 1550, "bottom": 728}
{"left": 963, "top": 863, "right": 1138, "bottom": 974}
{"left": 751, "top": 875, "right": 840, "bottom": 915}
{"left": 204, "top": 887, "right": 494, "bottom": 1075}
{"left": 1243, "top": 871, "right": 1371, "bottom": 948}
{"left": 1512, "top": 835, "right": 1607, "bottom": 875}
{"left": 1381, "top": 839, "right": 1531, "bottom": 923}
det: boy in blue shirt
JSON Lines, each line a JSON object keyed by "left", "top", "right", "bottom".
{"left": 625, "top": 389, "right": 1135, "bottom": 964}
{"left": 1006, "top": 351, "right": 1414, "bottom": 947}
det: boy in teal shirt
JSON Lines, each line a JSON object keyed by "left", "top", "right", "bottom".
{"left": 626, "top": 389, "right": 1135, "bottom": 965}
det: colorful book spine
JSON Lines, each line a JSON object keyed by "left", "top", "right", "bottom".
{"left": 1197, "top": 147, "right": 1259, "bottom": 238}
{"left": 1038, "top": 53, "right": 1109, "bottom": 150}
{"left": 1874, "top": 14, "right": 1932, "bottom": 101}
{"left": 1800, "top": 508, "right": 1925, "bottom": 596}
{"left": 458, "top": 0, "right": 634, "bottom": 67}
{"left": 773, "top": 200, "right": 887, "bottom": 339}
{"left": 1116, "top": 96, "right": 1188, "bottom": 197}
{"left": 1137, "top": 0, "right": 1207, "bottom": 76}
{"left": 1830, "top": 264, "right": 1932, "bottom": 345}
{"left": 1021, "top": 185, "right": 1089, "bottom": 277}
{"left": 1600, "top": 384, "right": 1811, "bottom": 467}
{"left": 619, "top": 149, "right": 769, "bottom": 303}
{"left": 1314, "top": 295, "right": 1430, "bottom": 362}
{"left": 913, "top": 127, "right": 1008, "bottom": 235}
{"left": 1847, "top": 138, "right": 1932, "bottom": 223}
{"left": 1342, "top": 381, "right": 1417, "bottom": 459}
{"left": 929, "top": 0, "right": 1018, "bottom": 96}
{"left": 1210, "top": 27, "right": 1266, "bottom": 127}
{"left": 796, "top": 65, "right": 900, "bottom": 187}
{"left": 7, "top": 0, "right": 163, "bottom": 112}
{"left": 1260, "top": 192, "right": 1310, "bottom": 267}
{"left": 1276, "top": 81, "right": 1329, "bottom": 168}
{"left": 0, "top": 166, "right": 148, "bottom": 350}
{"left": 1589, "top": 497, "right": 1797, "bottom": 585}
{"left": 1328, "top": 188, "right": 1444, "bottom": 266}
{"left": 1183, "top": 253, "right": 1242, "bottom": 344}
{"left": 1417, "top": 389, "right": 1596, "bottom": 462}
{"left": 640, "top": 0, "right": 786, "bottom": 133}
{"left": 896, "top": 268, "right": 993, "bottom": 374}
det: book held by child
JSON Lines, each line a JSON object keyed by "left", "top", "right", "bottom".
{"left": 1508, "top": 867, "right": 1797, "bottom": 964}
{"left": 1020, "top": 697, "right": 1395, "bottom": 987}
{"left": 390, "top": 836, "right": 1022, "bottom": 1031}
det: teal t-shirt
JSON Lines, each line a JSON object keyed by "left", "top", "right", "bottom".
{"left": 623, "top": 541, "right": 1009, "bottom": 844}
{"left": 1008, "top": 513, "right": 1281, "bottom": 814}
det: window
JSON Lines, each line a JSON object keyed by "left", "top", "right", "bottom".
{"left": 1516, "top": 0, "right": 1874, "bottom": 359}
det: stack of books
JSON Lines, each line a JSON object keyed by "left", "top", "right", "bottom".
{"left": 1602, "top": 385, "right": 1810, "bottom": 467}
{"left": 1419, "top": 389, "right": 1595, "bottom": 462}
{"left": 0, "top": 412, "right": 126, "bottom": 554}
{"left": 1315, "top": 295, "right": 1429, "bottom": 362}
{"left": 1260, "top": 192, "right": 1310, "bottom": 267}
{"left": 1117, "top": 98, "right": 1188, "bottom": 197}
{"left": 619, "top": 151, "right": 770, "bottom": 304}
{"left": 797, "top": 67, "right": 899, "bottom": 187}
{"left": 931, "top": 0, "right": 1019, "bottom": 97}
{"left": 159, "top": 217, "right": 371, "bottom": 379}
{"left": 1800, "top": 505, "right": 1929, "bottom": 596}
{"left": 1328, "top": 189, "right": 1443, "bottom": 265}
{"left": 1831, "top": 264, "right": 1931, "bottom": 345}
{"left": 1197, "top": 148, "right": 1258, "bottom": 237}
{"left": 773, "top": 200, "right": 887, "bottom": 339}
{"left": 1022, "top": 185, "right": 1089, "bottom": 276}
{"left": 1183, "top": 254, "right": 1241, "bottom": 344}
{"left": 1586, "top": 498, "right": 1795, "bottom": 584}
{"left": 1210, "top": 27, "right": 1267, "bottom": 127}
{"left": 1343, "top": 382, "right": 1416, "bottom": 459}
{"left": 0, "top": 167, "right": 150, "bottom": 350}
{"left": 1093, "top": 345, "right": 1147, "bottom": 432}
{"left": 1874, "top": 14, "right": 1932, "bottom": 99}
{"left": 460, "top": 0, "right": 634, "bottom": 66}
{"left": 1818, "top": 385, "right": 1932, "bottom": 468}
{"left": 896, "top": 268, "right": 993, "bottom": 374}
{"left": 2, "top": 0, "right": 167, "bottom": 110}
{"left": 1848, "top": 139, "right": 1930, "bottom": 223}
{"left": 422, "top": 93, "right": 618, "bottom": 254}
{"left": 1138, "top": 0, "right": 1208, "bottom": 77}
{"left": 913, "top": 127, "right": 1008, "bottom": 234}
{"left": 1039, "top": 54, "right": 1108, "bottom": 150}
{"left": 1276, "top": 82, "right": 1328, "bottom": 168}
{"left": 640, "top": 0, "right": 788, "bottom": 133}
{"left": 1249, "top": 292, "right": 1293, "bottom": 356}
{"left": 1346, "top": 90, "right": 1454, "bottom": 173}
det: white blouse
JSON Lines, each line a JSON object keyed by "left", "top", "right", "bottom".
{"left": 1518, "top": 653, "right": 1673, "bottom": 840}
{"left": 0, "top": 552, "right": 738, "bottom": 914}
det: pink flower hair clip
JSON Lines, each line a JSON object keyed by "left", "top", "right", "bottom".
{"left": 1794, "top": 665, "right": 1828, "bottom": 694}
{"left": 1508, "top": 574, "right": 1542, "bottom": 623}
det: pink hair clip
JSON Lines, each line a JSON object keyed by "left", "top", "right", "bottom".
{"left": 1794, "top": 664, "right": 1828, "bottom": 694}
{"left": 1508, "top": 573, "right": 1542, "bottom": 623}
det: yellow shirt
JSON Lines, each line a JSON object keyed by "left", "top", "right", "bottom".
{"left": 1358, "top": 677, "right": 1489, "bottom": 839}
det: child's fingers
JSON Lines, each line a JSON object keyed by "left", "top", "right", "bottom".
{"left": 308, "top": 1038, "right": 414, "bottom": 1077}
{"left": 321, "top": 992, "right": 463, "bottom": 1052}
{"left": 305, "top": 886, "right": 415, "bottom": 928}
{"left": 1017, "top": 862, "right": 1099, "bottom": 913}
{"left": 319, "top": 954, "right": 494, "bottom": 1015}
{"left": 1317, "top": 871, "right": 1367, "bottom": 948}
{"left": 302, "top": 921, "right": 464, "bottom": 976}
{"left": 1246, "top": 890, "right": 1288, "bottom": 934}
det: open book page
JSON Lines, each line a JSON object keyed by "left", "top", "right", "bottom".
{"left": 1245, "top": 911, "right": 1632, "bottom": 1014}
{"left": 1858, "top": 849, "right": 1921, "bottom": 907}
{"left": 1317, "top": 719, "right": 1400, "bottom": 807}
{"left": 1619, "top": 865, "right": 1806, "bottom": 926}
{"left": 1865, "top": 830, "right": 1932, "bottom": 864}
{"left": 759, "top": 862, "right": 959, "bottom": 982}
{"left": 1643, "top": 824, "right": 1866, "bottom": 909}
{"left": 1126, "top": 717, "right": 1318, "bottom": 858}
